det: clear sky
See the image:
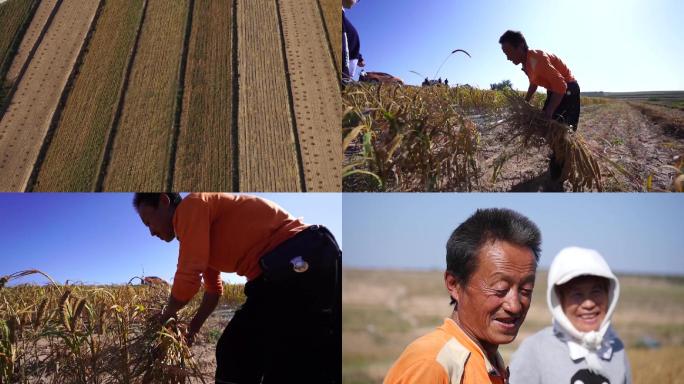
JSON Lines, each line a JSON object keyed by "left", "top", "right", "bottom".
{"left": 345, "top": 0, "right": 684, "bottom": 92}
{"left": 0, "top": 193, "right": 342, "bottom": 286}
{"left": 343, "top": 193, "right": 683, "bottom": 276}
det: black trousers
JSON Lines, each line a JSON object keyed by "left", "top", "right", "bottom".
{"left": 543, "top": 81, "right": 580, "bottom": 180}
{"left": 215, "top": 226, "right": 341, "bottom": 384}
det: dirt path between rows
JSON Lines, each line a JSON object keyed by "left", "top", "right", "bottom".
{"left": 0, "top": 0, "right": 99, "bottom": 191}
{"left": 478, "top": 102, "right": 684, "bottom": 192}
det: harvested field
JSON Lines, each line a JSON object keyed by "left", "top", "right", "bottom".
{"left": 317, "top": 0, "right": 342, "bottom": 76}
{"left": 31, "top": 0, "right": 145, "bottom": 191}
{"left": 0, "top": 0, "right": 99, "bottom": 191}
{"left": 173, "top": 0, "right": 233, "bottom": 191}
{"left": 102, "top": 0, "right": 189, "bottom": 191}
{"left": 280, "top": 0, "right": 342, "bottom": 191}
{"left": 0, "top": 0, "right": 36, "bottom": 85}
{"left": 0, "top": 0, "right": 341, "bottom": 191}
{"left": 3, "top": 0, "right": 51, "bottom": 84}
{"left": 236, "top": 0, "right": 300, "bottom": 191}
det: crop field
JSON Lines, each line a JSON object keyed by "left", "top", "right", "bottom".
{"left": 0, "top": 0, "right": 99, "bottom": 191}
{"left": 0, "top": 0, "right": 340, "bottom": 192}
{"left": 31, "top": 0, "right": 145, "bottom": 191}
{"left": 343, "top": 268, "right": 684, "bottom": 384}
{"left": 2, "top": 0, "right": 51, "bottom": 86}
{"left": 0, "top": 270, "right": 246, "bottom": 383}
{"left": 0, "top": 0, "right": 36, "bottom": 104}
{"left": 343, "top": 84, "right": 684, "bottom": 192}
{"left": 583, "top": 91, "right": 684, "bottom": 110}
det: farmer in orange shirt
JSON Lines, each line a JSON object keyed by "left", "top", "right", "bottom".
{"left": 384, "top": 208, "right": 540, "bottom": 384}
{"left": 133, "top": 193, "right": 341, "bottom": 384}
{"left": 499, "top": 30, "right": 581, "bottom": 191}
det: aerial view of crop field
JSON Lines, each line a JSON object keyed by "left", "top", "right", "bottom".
{"left": 342, "top": 193, "right": 684, "bottom": 384}
{"left": 0, "top": 192, "right": 343, "bottom": 383}
{"left": 0, "top": 0, "right": 341, "bottom": 192}
{"left": 342, "top": 1, "right": 684, "bottom": 192}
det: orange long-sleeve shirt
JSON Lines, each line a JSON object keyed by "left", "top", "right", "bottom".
{"left": 170, "top": 193, "right": 309, "bottom": 302}
{"left": 523, "top": 49, "right": 576, "bottom": 95}
{"left": 384, "top": 318, "right": 508, "bottom": 384}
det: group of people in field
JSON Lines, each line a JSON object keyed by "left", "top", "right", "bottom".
{"left": 383, "top": 209, "right": 631, "bottom": 384}
{"left": 343, "top": 0, "right": 581, "bottom": 191}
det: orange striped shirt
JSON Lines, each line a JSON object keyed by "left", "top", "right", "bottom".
{"left": 170, "top": 193, "right": 308, "bottom": 302}
{"left": 384, "top": 318, "right": 508, "bottom": 384}
{"left": 523, "top": 49, "right": 576, "bottom": 95}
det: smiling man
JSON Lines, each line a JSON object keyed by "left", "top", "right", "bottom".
{"left": 509, "top": 247, "right": 632, "bottom": 384}
{"left": 133, "top": 193, "right": 342, "bottom": 384}
{"left": 499, "top": 30, "right": 580, "bottom": 191}
{"left": 384, "top": 208, "right": 541, "bottom": 384}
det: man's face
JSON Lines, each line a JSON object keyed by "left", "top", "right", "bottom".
{"left": 558, "top": 276, "right": 609, "bottom": 332}
{"left": 452, "top": 240, "right": 537, "bottom": 350}
{"left": 501, "top": 42, "right": 524, "bottom": 65}
{"left": 137, "top": 199, "right": 175, "bottom": 242}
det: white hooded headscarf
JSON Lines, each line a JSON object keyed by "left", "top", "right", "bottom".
{"left": 547, "top": 247, "right": 620, "bottom": 375}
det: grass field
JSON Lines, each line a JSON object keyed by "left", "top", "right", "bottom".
{"left": 102, "top": 0, "right": 190, "bottom": 191}
{"left": 0, "top": 270, "right": 245, "bottom": 383}
{"left": 173, "top": 0, "right": 233, "bottom": 191}
{"left": 32, "top": 0, "right": 145, "bottom": 191}
{"left": 343, "top": 268, "right": 684, "bottom": 384}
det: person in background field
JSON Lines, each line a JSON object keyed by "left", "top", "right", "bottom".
{"left": 499, "top": 30, "right": 580, "bottom": 192}
{"left": 133, "top": 193, "right": 342, "bottom": 384}
{"left": 509, "top": 247, "right": 632, "bottom": 384}
{"left": 343, "top": 0, "right": 364, "bottom": 83}
{"left": 384, "top": 208, "right": 541, "bottom": 384}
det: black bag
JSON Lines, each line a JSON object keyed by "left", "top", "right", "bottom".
{"left": 258, "top": 225, "right": 340, "bottom": 284}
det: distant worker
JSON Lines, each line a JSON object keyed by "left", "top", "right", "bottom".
{"left": 134, "top": 193, "right": 342, "bottom": 384}
{"left": 438, "top": 77, "right": 442, "bottom": 84}
{"left": 499, "top": 30, "right": 580, "bottom": 191}
{"left": 445, "top": 78, "right": 449, "bottom": 86}
{"left": 423, "top": 77, "right": 429, "bottom": 86}
{"left": 343, "top": 0, "right": 365, "bottom": 83}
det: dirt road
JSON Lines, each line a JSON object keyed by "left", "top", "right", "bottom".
{"left": 0, "top": 0, "right": 99, "bottom": 191}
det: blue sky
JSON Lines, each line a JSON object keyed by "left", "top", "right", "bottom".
{"left": 0, "top": 193, "right": 342, "bottom": 286}
{"left": 345, "top": 0, "right": 684, "bottom": 92}
{"left": 343, "top": 193, "right": 683, "bottom": 276}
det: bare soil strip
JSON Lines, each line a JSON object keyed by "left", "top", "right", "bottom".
{"left": 173, "top": 0, "right": 233, "bottom": 191}
{"left": 236, "top": 0, "right": 301, "bottom": 191}
{"left": 0, "top": 0, "right": 99, "bottom": 191}
{"left": 4, "top": 0, "right": 56, "bottom": 83}
{"left": 31, "top": 0, "right": 145, "bottom": 191}
{"left": 278, "top": 0, "right": 342, "bottom": 191}
{"left": 0, "top": 0, "right": 38, "bottom": 80}
{"left": 102, "top": 0, "right": 189, "bottom": 191}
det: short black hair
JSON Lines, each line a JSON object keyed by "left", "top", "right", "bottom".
{"left": 132, "top": 193, "right": 182, "bottom": 209}
{"left": 446, "top": 208, "right": 541, "bottom": 304}
{"left": 499, "top": 30, "right": 527, "bottom": 49}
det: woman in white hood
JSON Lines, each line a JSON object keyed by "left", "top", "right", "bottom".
{"left": 509, "top": 247, "right": 632, "bottom": 384}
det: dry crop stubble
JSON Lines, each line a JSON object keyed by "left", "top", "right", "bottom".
{"left": 32, "top": 0, "right": 145, "bottom": 191}
{"left": 102, "top": 0, "right": 189, "bottom": 191}
{"left": 0, "top": 269, "right": 246, "bottom": 383}
{"left": 173, "top": 0, "right": 233, "bottom": 191}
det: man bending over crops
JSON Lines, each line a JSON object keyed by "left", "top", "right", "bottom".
{"left": 384, "top": 208, "right": 541, "bottom": 384}
{"left": 499, "top": 30, "right": 581, "bottom": 191}
{"left": 133, "top": 193, "right": 341, "bottom": 384}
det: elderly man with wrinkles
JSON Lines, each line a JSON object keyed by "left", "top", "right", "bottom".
{"left": 384, "top": 208, "right": 541, "bottom": 384}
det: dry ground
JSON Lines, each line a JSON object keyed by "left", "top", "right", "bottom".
{"left": 478, "top": 102, "right": 684, "bottom": 192}
{"left": 343, "top": 269, "right": 684, "bottom": 384}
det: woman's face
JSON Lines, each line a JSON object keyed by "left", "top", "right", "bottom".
{"left": 558, "top": 276, "right": 609, "bottom": 332}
